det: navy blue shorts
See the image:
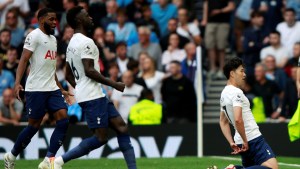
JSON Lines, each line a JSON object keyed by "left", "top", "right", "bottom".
{"left": 79, "top": 97, "right": 120, "bottom": 129}
{"left": 25, "top": 90, "right": 68, "bottom": 119}
{"left": 238, "top": 136, "right": 276, "bottom": 167}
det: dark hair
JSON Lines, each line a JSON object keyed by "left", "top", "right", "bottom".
{"left": 127, "top": 60, "right": 139, "bottom": 70}
{"left": 139, "top": 88, "right": 153, "bottom": 101}
{"left": 285, "top": 8, "right": 296, "bottom": 14}
{"left": 78, "top": 0, "right": 88, "bottom": 4}
{"left": 67, "top": 6, "right": 83, "bottom": 29}
{"left": 108, "top": 62, "right": 119, "bottom": 70}
{"left": 116, "top": 41, "right": 127, "bottom": 48}
{"left": 223, "top": 57, "right": 244, "bottom": 79}
{"left": 37, "top": 8, "right": 56, "bottom": 20}
{"left": 116, "top": 8, "right": 127, "bottom": 16}
{"left": 0, "top": 28, "right": 11, "bottom": 35}
{"left": 270, "top": 30, "right": 280, "bottom": 36}
{"left": 8, "top": 46, "right": 17, "bottom": 51}
{"left": 170, "top": 60, "right": 181, "bottom": 66}
{"left": 251, "top": 10, "right": 264, "bottom": 18}
{"left": 295, "top": 42, "right": 300, "bottom": 46}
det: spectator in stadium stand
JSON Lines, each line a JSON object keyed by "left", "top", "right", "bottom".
{"left": 234, "top": 0, "right": 253, "bottom": 57}
{"left": 0, "top": 88, "right": 23, "bottom": 126}
{"left": 107, "top": 8, "right": 137, "bottom": 43}
{"left": 102, "top": 62, "right": 120, "bottom": 99}
{"left": 242, "top": 11, "right": 269, "bottom": 78}
{"left": 127, "top": 59, "right": 147, "bottom": 88}
{"left": 129, "top": 88, "right": 163, "bottom": 125}
{"left": 136, "top": 5, "right": 160, "bottom": 38}
{"left": 286, "top": 0, "right": 300, "bottom": 21}
{"left": 3, "top": 47, "right": 18, "bottom": 77}
{"left": 113, "top": 41, "right": 134, "bottom": 74}
{"left": 263, "top": 55, "right": 287, "bottom": 91}
{"left": 285, "top": 42, "right": 300, "bottom": 76}
{"left": 0, "top": 57, "right": 14, "bottom": 96}
{"left": 181, "top": 42, "right": 197, "bottom": 84}
{"left": 1, "top": 8, "right": 25, "bottom": 48}
{"left": 57, "top": 25, "right": 74, "bottom": 58}
{"left": 202, "top": 0, "right": 235, "bottom": 79}
{"left": 111, "top": 70, "right": 144, "bottom": 123}
{"left": 260, "top": 31, "right": 289, "bottom": 68}
{"left": 252, "top": 63, "right": 283, "bottom": 119}
{"left": 276, "top": 8, "right": 300, "bottom": 57}
{"left": 78, "top": 0, "right": 89, "bottom": 11}
{"left": 177, "top": 7, "right": 201, "bottom": 46}
{"left": 0, "top": 0, "right": 30, "bottom": 29}
{"left": 60, "top": 0, "right": 78, "bottom": 31}
{"left": 251, "top": 0, "right": 283, "bottom": 30}
{"left": 0, "top": 28, "right": 11, "bottom": 60}
{"left": 100, "top": 0, "right": 118, "bottom": 30}
{"left": 281, "top": 66, "right": 297, "bottom": 121}
{"left": 160, "top": 18, "right": 190, "bottom": 51}
{"left": 128, "top": 26, "right": 162, "bottom": 70}
{"left": 137, "top": 56, "right": 165, "bottom": 104}
{"left": 161, "top": 61, "right": 196, "bottom": 124}
{"left": 117, "top": 0, "right": 132, "bottom": 7}
{"left": 161, "top": 33, "right": 186, "bottom": 72}
{"left": 126, "top": 0, "right": 149, "bottom": 24}
{"left": 151, "top": 0, "right": 178, "bottom": 38}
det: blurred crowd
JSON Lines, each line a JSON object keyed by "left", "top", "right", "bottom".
{"left": 0, "top": 0, "right": 299, "bottom": 126}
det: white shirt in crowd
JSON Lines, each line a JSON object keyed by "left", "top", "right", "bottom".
{"left": 260, "top": 45, "right": 289, "bottom": 64}
{"left": 142, "top": 71, "right": 165, "bottom": 104}
{"left": 220, "top": 85, "right": 262, "bottom": 144}
{"left": 177, "top": 23, "right": 200, "bottom": 42}
{"left": 276, "top": 21, "right": 300, "bottom": 57}
{"left": 117, "top": 57, "right": 129, "bottom": 74}
{"left": 66, "top": 33, "right": 105, "bottom": 103}
{"left": 111, "top": 83, "right": 143, "bottom": 123}
{"left": 162, "top": 49, "right": 186, "bottom": 71}
{"left": 24, "top": 28, "right": 59, "bottom": 92}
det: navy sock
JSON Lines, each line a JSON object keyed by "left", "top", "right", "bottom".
{"left": 62, "top": 136, "right": 105, "bottom": 163}
{"left": 118, "top": 134, "right": 136, "bottom": 169}
{"left": 11, "top": 125, "right": 39, "bottom": 156}
{"left": 46, "top": 118, "right": 69, "bottom": 157}
{"left": 233, "top": 165, "right": 244, "bottom": 169}
{"left": 246, "top": 166, "right": 271, "bottom": 169}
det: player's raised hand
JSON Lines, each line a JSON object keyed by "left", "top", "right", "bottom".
{"left": 240, "top": 142, "right": 249, "bottom": 152}
{"left": 62, "top": 90, "right": 74, "bottom": 105}
{"left": 114, "top": 82, "right": 125, "bottom": 92}
{"left": 230, "top": 142, "right": 241, "bottom": 154}
{"left": 14, "top": 84, "right": 24, "bottom": 101}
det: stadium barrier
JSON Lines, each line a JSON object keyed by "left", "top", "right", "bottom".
{"left": 0, "top": 123, "right": 299, "bottom": 160}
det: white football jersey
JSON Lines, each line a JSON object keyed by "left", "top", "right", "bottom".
{"left": 66, "top": 33, "right": 105, "bottom": 103}
{"left": 24, "top": 28, "right": 59, "bottom": 91}
{"left": 220, "top": 85, "right": 261, "bottom": 144}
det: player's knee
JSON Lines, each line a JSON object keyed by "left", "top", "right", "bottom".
{"left": 95, "top": 133, "right": 108, "bottom": 144}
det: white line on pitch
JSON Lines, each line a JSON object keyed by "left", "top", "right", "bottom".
{"left": 209, "top": 156, "right": 300, "bottom": 168}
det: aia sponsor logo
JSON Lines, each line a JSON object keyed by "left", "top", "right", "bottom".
{"left": 44, "top": 50, "right": 57, "bottom": 60}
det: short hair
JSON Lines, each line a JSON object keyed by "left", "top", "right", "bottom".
{"left": 116, "top": 41, "right": 127, "bottom": 48}
{"left": 108, "top": 62, "right": 119, "bottom": 70}
{"left": 67, "top": 6, "right": 83, "bottom": 29}
{"left": 285, "top": 8, "right": 296, "bottom": 14}
{"left": 170, "top": 60, "right": 181, "bottom": 66}
{"left": 37, "top": 8, "right": 56, "bottom": 20}
{"left": 270, "top": 30, "right": 280, "bottom": 36}
{"left": 251, "top": 10, "right": 264, "bottom": 18}
{"left": 295, "top": 42, "right": 300, "bottom": 46}
{"left": 116, "top": 8, "right": 127, "bottom": 16}
{"left": 127, "top": 60, "right": 139, "bottom": 70}
{"left": 0, "top": 28, "right": 11, "bottom": 35}
{"left": 138, "top": 26, "right": 151, "bottom": 35}
{"left": 78, "top": 0, "right": 88, "bottom": 4}
{"left": 223, "top": 57, "right": 245, "bottom": 79}
{"left": 255, "top": 62, "right": 267, "bottom": 71}
{"left": 139, "top": 88, "right": 153, "bottom": 101}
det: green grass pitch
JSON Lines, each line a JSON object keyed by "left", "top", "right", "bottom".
{"left": 7, "top": 156, "right": 300, "bottom": 169}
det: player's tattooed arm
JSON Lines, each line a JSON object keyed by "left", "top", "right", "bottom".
{"left": 65, "top": 63, "right": 76, "bottom": 88}
{"left": 82, "top": 59, "right": 125, "bottom": 92}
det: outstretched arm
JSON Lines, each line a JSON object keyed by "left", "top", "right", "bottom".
{"left": 82, "top": 58, "right": 125, "bottom": 92}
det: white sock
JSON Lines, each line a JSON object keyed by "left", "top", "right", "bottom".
{"left": 8, "top": 152, "right": 16, "bottom": 161}
{"left": 54, "top": 156, "right": 64, "bottom": 166}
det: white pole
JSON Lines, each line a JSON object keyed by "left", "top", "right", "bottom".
{"left": 196, "top": 46, "right": 203, "bottom": 157}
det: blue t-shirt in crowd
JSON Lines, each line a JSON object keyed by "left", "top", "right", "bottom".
{"left": 68, "top": 102, "right": 82, "bottom": 122}
{"left": 107, "top": 22, "right": 137, "bottom": 42}
{"left": 0, "top": 70, "right": 15, "bottom": 96}
{"left": 127, "top": 31, "right": 159, "bottom": 47}
{"left": 11, "top": 28, "right": 25, "bottom": 47}
{"left": 151, "top": 3, "right": 177, "bottom": 37}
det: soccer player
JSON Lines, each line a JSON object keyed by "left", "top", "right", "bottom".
{"left": 4, "top": 8, "right": 71, "bottom": 169}
{"left": 219, "top": 57, "right": 278, "bottom": 169}
{"left": 53, "top": 6, "right": 137, "bottom": 169}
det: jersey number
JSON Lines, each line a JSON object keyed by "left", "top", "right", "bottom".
{"left": 223, "top": 106, "right": 233, "bottom": 124}
{"left": 71, "top": 59, "right": 79, "bottom": 80}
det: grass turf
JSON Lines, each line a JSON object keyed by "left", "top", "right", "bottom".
{"left": 7, "top": 156, "right": 300, "bottom": 169}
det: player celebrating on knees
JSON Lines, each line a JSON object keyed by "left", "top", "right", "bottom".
{"left": 53, "top": 6, "right": 137, "bottom": 169}
{"left": 4, "top": 8, "right": 71, "bottom": 169}
{"left": 220, "top": 57, "right": 278, "bottom": 169}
